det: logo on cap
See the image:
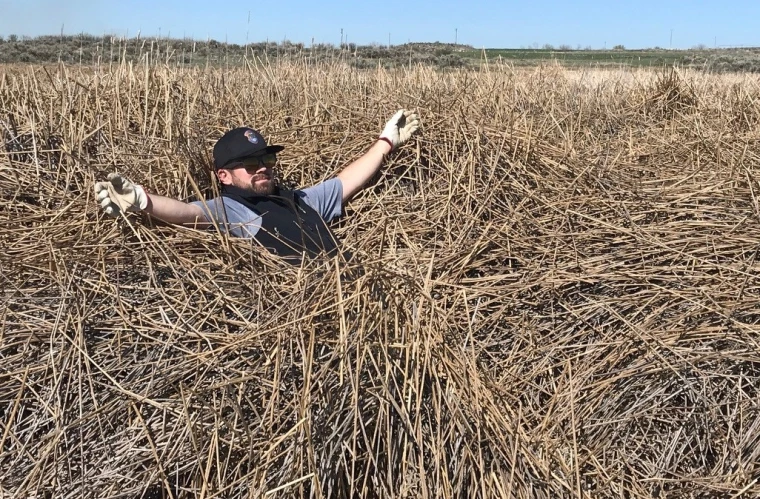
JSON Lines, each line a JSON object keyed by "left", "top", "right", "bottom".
{"left": 244, "top": 130, "right": 259, "bottom": 144}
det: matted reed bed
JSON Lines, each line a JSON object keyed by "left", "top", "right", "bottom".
{"left": 2, "top": 60, "right": 760, "bottom": 498}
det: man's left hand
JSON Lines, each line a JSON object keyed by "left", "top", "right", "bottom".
{"left": 380, "top": 109, "right": 420, "bottom": 151}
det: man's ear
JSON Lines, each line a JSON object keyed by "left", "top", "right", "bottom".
{"left": 216, "top": 169, "right": 231, "bottom": 185}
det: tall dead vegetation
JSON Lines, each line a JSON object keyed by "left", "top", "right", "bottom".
{"left": 2, "top": 61, "right": 760, "bottom": 498}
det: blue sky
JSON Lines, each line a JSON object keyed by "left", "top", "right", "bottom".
{"left": 1, "top": 0, "right": 758, "bottom": 50}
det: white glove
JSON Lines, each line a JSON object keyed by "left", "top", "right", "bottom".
{"left": 379, "top": 109, "right": 420, "bottom": 151}
{"left": 94, "top": 173, "right": 149, "bottom": 217}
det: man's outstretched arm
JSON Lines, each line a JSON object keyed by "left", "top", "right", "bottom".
{"left": 337, "top": 109, "right": 420, "bottom": 204}
{"left": 94, "top": 173, "right": 208, "bottom": 227}
{"left": 337, "top": 140, "right": 392, "bottom": 203}
{"left": 143, "top": 194, "right": 208, "bottom": 226}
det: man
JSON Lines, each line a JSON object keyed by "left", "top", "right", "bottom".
{"left": 94, "top": 109, "right": 420, "bottom": 261}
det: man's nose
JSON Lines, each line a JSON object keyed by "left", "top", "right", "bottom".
{"left": 247, "top": 165, "right": 266, "bottom": 174}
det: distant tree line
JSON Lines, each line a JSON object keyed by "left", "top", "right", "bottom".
{"left": 1, "top": 34, "right": 758, "bottom": 72}
{"left": 0, "top": 33, "right": 474, "bottom": 68}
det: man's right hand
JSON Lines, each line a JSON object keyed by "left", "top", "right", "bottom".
{"left": 94, "top": 173, "right": 149, "bottom": 217}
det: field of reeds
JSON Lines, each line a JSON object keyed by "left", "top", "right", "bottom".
{"left": 2, "top": 59, "right": 760, "bottom": 498}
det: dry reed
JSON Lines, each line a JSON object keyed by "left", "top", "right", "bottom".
{"left": 2, "top": 59, "right": 760, "bottom": 498}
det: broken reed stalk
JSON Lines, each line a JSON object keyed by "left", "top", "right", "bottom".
{"left": 1, "top": 59, "right": 760, "bottom": 498}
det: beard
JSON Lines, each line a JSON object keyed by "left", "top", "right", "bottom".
{"left": 249, "top": 178, "right": 275, "bottom": 195}
{"left": 233, "top": 174, "right": 275, "bottom": 195}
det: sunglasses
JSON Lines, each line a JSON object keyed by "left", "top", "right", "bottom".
{"left": 233, "top": 153, "right": 277, "bottom": 169}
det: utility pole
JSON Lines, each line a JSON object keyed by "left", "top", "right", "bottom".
{"left": 246, "top": 11, "right": 250, "bottom": 44}
{"left": 455, "top": 28, "right": 458, "bottom": 45}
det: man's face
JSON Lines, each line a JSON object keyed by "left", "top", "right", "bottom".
{"left": 219, "top": 154, "right": 277, "bottom": 195}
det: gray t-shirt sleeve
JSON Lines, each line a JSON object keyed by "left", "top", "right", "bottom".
{"left": 300, "top": 177, "right": 343, "bottom": 222}
{"left": 189, "top": 197, "right": 263, "bottom": 237}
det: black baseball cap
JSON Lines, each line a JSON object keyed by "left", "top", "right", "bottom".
{"left": 213, "top": 127, "right": 285, "bottom": 170}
